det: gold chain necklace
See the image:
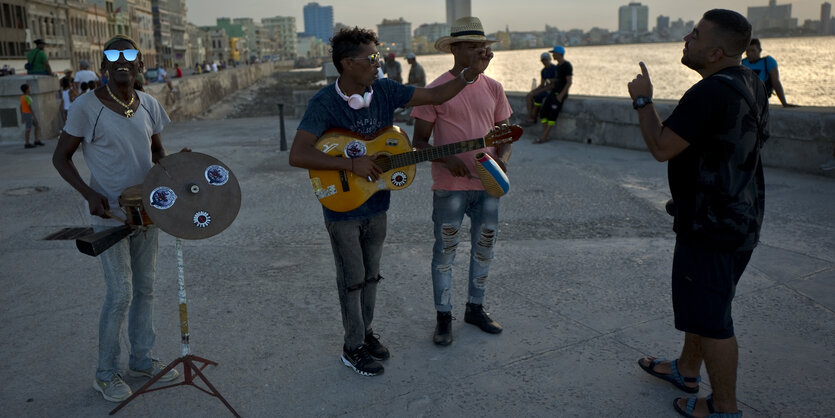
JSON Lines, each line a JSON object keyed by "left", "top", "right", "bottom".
{"left": 106, "top": 84, "right": 135, "bottom": 118}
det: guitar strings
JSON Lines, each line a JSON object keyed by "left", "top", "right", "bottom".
{"left": 391, "top": 138, "right": 486, "bottom": 169}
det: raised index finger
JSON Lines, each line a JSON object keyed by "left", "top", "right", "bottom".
{"left": 639, "top": 61, "right": 649, "bottom": 78}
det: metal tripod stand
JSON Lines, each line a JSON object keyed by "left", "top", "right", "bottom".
{"left": 110, "top": 238, "right": 240, "bottom": 417}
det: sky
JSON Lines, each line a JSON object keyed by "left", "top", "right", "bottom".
{"left": 184, "top": 0, "right": 826, "bottom": 33}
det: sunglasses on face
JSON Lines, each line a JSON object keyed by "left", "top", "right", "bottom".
{"left": 352, "top": 52, "right": 380, "bottom": 64}
{"left": 103, "top": 49, "right": 139, "bottom": 62}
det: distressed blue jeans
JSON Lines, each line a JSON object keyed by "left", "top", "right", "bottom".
{"left": 325, "top": 212, "right": 387, "bottom": 350}
{"left": 95, "top": 227, "right": 158, "bottom": 381}
{"left": 431, "top": 190, "right": 499, "bottom": 312}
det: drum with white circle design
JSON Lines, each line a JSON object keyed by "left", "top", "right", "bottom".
{"left": 142, "top": 152, "right": 241, "bottom": 240}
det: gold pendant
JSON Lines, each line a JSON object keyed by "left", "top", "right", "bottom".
{"left": 125, "top": 109, "right": 134, "bottom": 118}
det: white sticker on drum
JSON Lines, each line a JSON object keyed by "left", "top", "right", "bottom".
{"left": 344, "top": 140, "right": 367, "bottom": 158}
{"left": 150, "top": 187, "right": 177, "bottom": 210}
{"left": 205, "top": 165, "right": 229, "bottom": 186}
{"left": 193, "top": 211, "right": 211, "bottom": 228}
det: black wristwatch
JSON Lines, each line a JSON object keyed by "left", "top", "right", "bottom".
{"left": 633, "top": 96, "right": 652, "bottom": 109}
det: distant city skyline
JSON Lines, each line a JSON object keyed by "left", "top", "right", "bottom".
{"left": 185, "top": 0, "right": 827, "bottom": 33}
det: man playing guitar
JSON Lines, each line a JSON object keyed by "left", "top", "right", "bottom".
{"left": 288, "top": 27, "right": 492, "bottom": 377}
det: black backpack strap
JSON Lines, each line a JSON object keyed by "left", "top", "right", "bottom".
{"left": 713, "top": 73, "right": 756, "bottom": 113}
{"left": 762, "top": 56, "right": 775, "bottom": 97}
{"left": 712, "top": 72, "right": 766, "bottom": 146}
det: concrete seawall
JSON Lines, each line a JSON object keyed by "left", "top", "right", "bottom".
{"left": 4, "top": 66, "right": 832, "bottom": 176}
{"left": 0, "top": 60, "right": 293, "bottom": 143}
{"left": 141, "top": 61, "right": 293, "bottom": 122}
{"left": 504, "top": 92, "right": 835, "bottom": 175}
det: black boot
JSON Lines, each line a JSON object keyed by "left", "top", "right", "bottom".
{"left": 433, "top": 311, "right": 453, "bottom": 346}
{"left": 464, "top": 303, "right": 503, "bottom": 334}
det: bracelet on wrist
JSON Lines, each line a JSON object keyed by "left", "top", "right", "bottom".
{"left": 460, "top": 68, "right": 477, "bottom": 84}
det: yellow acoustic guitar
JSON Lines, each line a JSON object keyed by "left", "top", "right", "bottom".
{"left": 308, "top": 124, "right": 523, "bottom": 212}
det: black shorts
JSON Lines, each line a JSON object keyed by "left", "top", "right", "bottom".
{"left": 671, "top": 239, "right": 753, "bottom": 339}
{"left": 538, "top": 93, "right": 563, "bottom": 125}
{"left": 533, "top": 90, "right": 549, "bottom": 105}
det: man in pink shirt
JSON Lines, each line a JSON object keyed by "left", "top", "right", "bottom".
{"left": 411, "top": 16, "right": 513, "bottom": 346}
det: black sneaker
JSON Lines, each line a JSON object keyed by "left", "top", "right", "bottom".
{"left": 433, "top": 311, "right": 453, "bottom": 346}
{"left": 341, "top": 345, "right": 384, "bottom": 376}
{"left": 364, "top": 332, "right": 390, "bottom": 360}
{"left": 464, "top": 303, "right": 503, "bottom": 334}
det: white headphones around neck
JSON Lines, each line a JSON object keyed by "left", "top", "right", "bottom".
{"left": 335, "top": 78, "right": 374, "bottom": 110}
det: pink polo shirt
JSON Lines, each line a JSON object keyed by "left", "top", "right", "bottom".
{"left": 410, "top": 71, "right": 512, "bottom": 191}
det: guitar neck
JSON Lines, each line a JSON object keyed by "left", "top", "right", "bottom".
{"left": 387, "top": 138, "right": 485, "bottom": 170}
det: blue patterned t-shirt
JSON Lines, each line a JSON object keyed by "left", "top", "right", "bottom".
{"left": 298, "top": 77, "right": 414, "bottom": 222}
{"left": 741, "top": 56, "right": 778, "bottom": 83}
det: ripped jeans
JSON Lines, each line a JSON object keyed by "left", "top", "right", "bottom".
{"left": 326, "top": 212, "right": 387, "bottom": 350}
{"left": 431, "top": 190, "right": 499, "bottom": 312}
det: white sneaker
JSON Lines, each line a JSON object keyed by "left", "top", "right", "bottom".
{"left": 128, "top": 359, "right": 180, "bottom": 382}
{"left": 93, "top": 374, "right": 132, "bottom": 402}
{"left": 820, "top": 157, "right": 835, "bottom": 171}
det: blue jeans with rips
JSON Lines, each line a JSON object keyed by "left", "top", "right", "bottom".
{"left": 431, "top": 190, "right": 499, "bottom": 312}
{"left": 95, "top": 227, "right": 158, "bottom": 381}
{"left": 325, "top": 212, "right": 387, "bottom": 350}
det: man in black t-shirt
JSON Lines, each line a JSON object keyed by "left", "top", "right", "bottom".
{"left": 535, "top": 46, "right": 572, "bottom": 144}
{"left": 628, "top": 9, "right": 767, "bottom": 417}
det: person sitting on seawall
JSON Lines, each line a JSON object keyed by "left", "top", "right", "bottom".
{"left": 742, "top": 38, "right": 797, "bottom": 108}
{"left": 525, "top": 52, "right": 557, "bottom": 124}
{"left": 535, "top": 46, "right": 573, "bottom": 144}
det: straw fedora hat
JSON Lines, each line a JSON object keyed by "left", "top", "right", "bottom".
{"left": 434, "top": 16, "right": 497, "bottom": 53}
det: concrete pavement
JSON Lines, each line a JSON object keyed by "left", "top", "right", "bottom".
{"left": 1, "top": 116, "right": 833, "bottom": 417}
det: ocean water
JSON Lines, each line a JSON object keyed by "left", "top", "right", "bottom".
{"left": 407, "top": 36, "right": 835, "bottom": 107}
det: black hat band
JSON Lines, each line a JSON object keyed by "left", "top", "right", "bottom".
{"left": 450, "top": 30, "right": 485, "bottom": 37}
